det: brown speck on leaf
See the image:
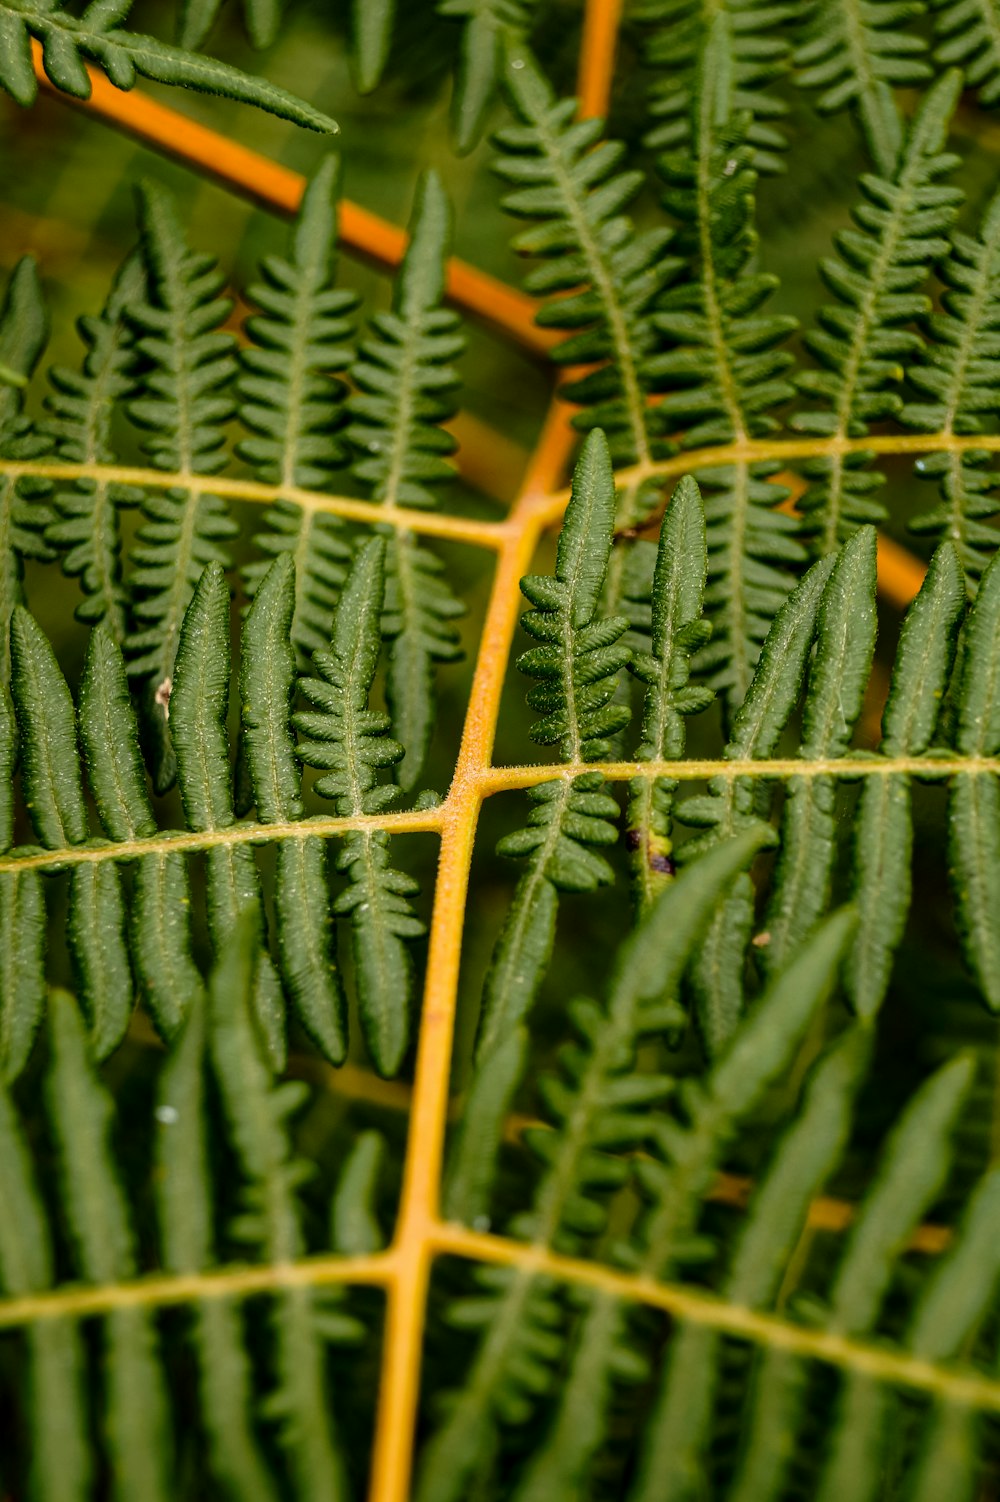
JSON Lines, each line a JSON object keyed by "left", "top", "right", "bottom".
{"left": 752, "top": 930, "right": 771, "bottom": 948}
{"left": 625, "top": 828, "right": 641, "bottom": 852}
{"left": 154, "top": 676, "right": 173, "bottom": 722}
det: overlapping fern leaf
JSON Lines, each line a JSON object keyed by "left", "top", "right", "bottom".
{"left": 295, "top": 537, "right": 425, "bottom": 1078}
{"left": 475, "top": 431, "right": 630, "bottom": 1060}
{"left": 125, "top": 179, "right": 241, "bottom": 791}
{"left": 793, "top": 0, "right": 931, "bottom": 172}
{"left": 633, "top": 0, "right": 793, "bottom": 171}
{"left": 347, "top": 170, "right": 466, "bottom": 789}
{"left": 929, "top": 0, "right": 1000, "bottom": 109}
{"left": 792, "top": 69, "right": 964, "bottom": 552}
{"left": 0, "top": 257, "right": 54, "bottom": 681}
{"left": 439, "top": 0, "right": 538, "bottom": 152}
{"left": 652, "top": 20, "right": 805, "bottom": 715}
{"left": 493, "top": 45, "right": 678, "bottom": 539}
{"left": 238, "top": 155, "right": 357, "bottom": 664}
{"left": 420, "top": 832, "right": 769, "bottom": 1502}
{"left": 44, "top": 251, "right": 145, "bottom": 641}
{"left": 0, "top": 928, "right": 380, "bottom": 1502}
{"left": 0, "top": 0, "right": 336, "bottom": 129}
{"left": 902, "top": 185, "right": 1000, "bottom": 589}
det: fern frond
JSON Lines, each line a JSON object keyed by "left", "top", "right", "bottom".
{"left": 652, "top": 23, "right": 805, "bottom": 712}
{"left": 475, "top": 432, "right": 630, "bottom": 1058}
{"left": 761, "top": 526, "right": 878, "bottom": 974}
{"left": 680, "top": 552, "right": 835, "bottom": 1051}
{"left": 0, "top": 0, "right": 335, "bottom": 130}
{"left": 352, "top": 0, "right": 394, "bottom": 93}
{"left": 508, "top": 908, "right": 856, "bottom": 1502}
{"left": 902, "top": 186, "right": 1000, "bottom": 589}
{"left": 241, "top": 553, "right": 347, "bottom": 1063}
{"left": 208, "top": 920, "right": 356, "bottom": 1499}
{"left": 625, "top": 474, "right": 713, "bottom": 912}
{"left": 635, "top": 0, "right": 793, "bottom": 171}
{"left": 48, "top": 990, "right": 171, "bottom": 1501}
{"left": 44, "top": 251, "right": 145, "bottom": 640}
{"left": 348, "top": 170, "right": 466, "bottom": 788}
{"left": 295, "top": 538, "right": 424, "bottom": 1076}
{"left": 793, "top": 70, "right": 963, "bottom": 552}
{"left": 126, "top": 179, "right": 240, "bottom": 791}
{"left": 793, "top": 0, "right": 931, "bottom": 172}
{"left": 239, "top": 156, "right": 356, "bottom": 663}
{"left": 948, "top": 544, "right": 1000, "bottom": 1009}
{"left": 0, "top": 257, "right": 54, "bottom": 679}
{"left": 929, "top": 0, "right": 1000, "bottom": 108}
{"left": 171, "top": 562, "right": 286, "bottom": 1067}
{"left": 493, "top": 46, "right": 678, "bottom": 537}
{"left": 846, "top": 541, "right": 964, "bottom": 1017}
{"left": 178, "top": 0, "right": 280, "bottom": 51}
{"left": 728, "top": 1049, "right": 974, "bottom": 1502}
{"left": 439, "top": 0, "right": 537, "bottom": 153}
{"left": 417, "top": 831, "right": 770, "bottom": 1502}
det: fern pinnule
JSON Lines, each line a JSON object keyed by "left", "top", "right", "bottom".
{"left": 761, "top": 526, "right": 878, "bottom": 975}
{"left": 634, "top": 0, "right": 793, "bottom": 171}
{"left": 241, "top": 552, "right": 347, "bottom": 1064}
{"left": 0, "top": 258, "right": 55, "bottom": 678}
{"left": 44, "top": 252, "right": 145, "bottom": 641}
{"left": 440, "top": 0, "right": 538, "bottom": 154}
{"left": 171, "top": 562, "right": 286, "bottom": 1068}
{"left": 793, "top": 0, "right": 931, "bottom": 172}
{"left": 178, "top": 0, "right": 280, "bottom": 51}
{"left": 652, "top": 22, "right": 805, "bottom": 714}
{"left": 239, "top": 156, "right": 357, "bottom": 663}
{"left": 846, "top": 541, "right": 964, "bottom": 1019}
{"left": 126, "top": 179, "right": 240, "bottom": 791}
{"left": 902, "top": 186, "right": 1000, "bottom": 589}
{"left": 420, "top": 830, "right": 771, "bottom": 1502}
{"left": 793, "top": 69, "right": 964, "bottom": 553}
{"left": 0, "top": 0, "right": 337, "bottom": 131}
{"left": 929, "top": 0, "right": 1000, "bottom": 109}
{"left": 348, "top": 169, "right": 466, "bottom": 789}
{"left": 948, "top": 544, "right": 1000, "bottom": 1009}
{"left": 625, "top": 473, "right": 713, "bottom": 913}
{"left": 0, "top": 677, "right": 44, "bottom": 1083}
{"left": 680, "top": 553, "right": 834, "bottom": 1051}
{"left": 475, "top": 430, "right": 629, "bottom": 1060}
{"left": 295, "top": 536, "right": 424, "bottom": 1077}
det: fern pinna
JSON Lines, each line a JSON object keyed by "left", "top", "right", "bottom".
{"left": 7, "top": 5, "right": 1000, "bottom": 1502}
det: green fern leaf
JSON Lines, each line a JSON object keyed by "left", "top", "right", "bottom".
{"left": 680, "top": 552, "right": 835, "bottom": 1050}
{"left": 0, "top": 0, "right": 334, "bottom": 130}
{"left": 634, "top": 0, "right": 793, "bottom": 171}
{"left": 295, "top": 537, "right": 424, "bottom": 1076}
{"left": 241, "top": 552, "right": 347, "bottom": 1062}
{"left": 902, "top": 186, "right": 1000, "bottom": 588}
{"left": 0, "top": 1055, "right": 90, "bottom": 1501}
{"left": 239, "top": 156, "right": 356, "bottom": 663}
{"left": 347, "top": 169, "right": 466, "bottom": 788}
{"left": 331, "top": 1129, "right": 387, "bottom": 1254}
{"left": 352, "top": 0, "right": 394, "bottom": 92}
{"left": 47, "top": 990, "right": 171, "bottom": 1502}
{"left": 439, "top": 0, "right": 537, "bottom": 153}
{"left": 0, "top": 258, "right": 55, "bottom": 682}
{"left": 793, "top": 69, "right": 963, "bottom": 552}
{"left": 417, "top": 829, "right": 771, "bottom": 1502}
{"left": 630, "top": 1028, "right": 867, "bottom": 1502}
{"left": 729, "top": 1049, "right": 974, "bottom": 1502}
{"left": 0, "top": 677, "right": 45, "bottom": 1082}
{"left": 652, "top": 22, "right": 804, "bottom": 712}
{"left": 929, "top": 0, "right": 1000, "bottom": 108}
{"left": 44, "top": 251, "right": 145, "bottom": 640}
{"left": 794, "top": 0, "right": 931, "bottom": 171}
{"left": 949, "top": 544, "right": 1000, "bottom": 1008}
{"left": 475, "top": 431, "right": 630, "bottom": 1058}
{"left": 207, "top": 917, "right": 354, "bottom": 1501}
{"left": 761, "top": 526, "right": 878, "bottom": 974}
{"left": 493, "top": 46, "right": 679, "bottom": 540}
{"left": 178, "top": 0, "right": 281, "bottom": 51}
{"left": 625, "top": 474, "right": 713, "bottom": 912}
{"left": 126, "top": 179, "right": 240, "bottom": 791}
{"left": 171, "top": 562, "right": 286, "bottom": 1067}
{"left": 846, "top": 541, "right": 964, "bottom": 1018}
